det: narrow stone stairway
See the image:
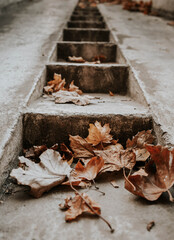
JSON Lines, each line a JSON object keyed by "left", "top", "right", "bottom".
{"left": 0, "top": 1, "right": 173, "bottom": 240}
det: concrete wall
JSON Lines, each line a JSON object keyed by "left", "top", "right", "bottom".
{"left": 152, "top": 0, "right": 174, "bottom": 19}
{"left": 0, "top": 0, "right": 24, "bottom": 9}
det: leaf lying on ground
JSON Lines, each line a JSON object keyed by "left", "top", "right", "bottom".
{"left": 126, "top": 130, "right": 155, "bottom": 161}
{"left": 59, "top": 192, "right": 101, "bottom": 221}
{"left": 63, "top": 156, "right": 104, "bottom": 186}
{"left": 109, "top": 91, "right": 114, "bottom": 96}
{"left": 92, "top": 55, "right": 107, "bottom": 63}
{"left": 68, "top": 56, "right": 85, "bottom": 63}
{"left": 69, "top": 135, "right": 95, "bottom": 158}
{"left": 53, "top": 90, "right": 92, "bottom": 106}
{"left": 10, "top": 149, "right": 71, "bottom": 198}
{"left": 125, "top": 145, "right": 174, "bottom": 201}
{"left": 86, "top": 121, "right": 113, "bottom": 146}
{"left": 44, "top": 73, "right": 66, "bottom": 94}
{"left": 147, "top": 221, "right": 155, "bottom": 231}
{"left": 167, "top": 21, "right": 174, "bottom": 26}
{"left": 60, "top": 143, "right": 73, "bottom": 165}
{"left": 68, "top": 80, "right": 83, "bottom": 95}
{"left": 95, "top": 149, "right": 136, "bottom": 173}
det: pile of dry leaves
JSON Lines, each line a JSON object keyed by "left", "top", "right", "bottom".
{"left": 10, "top": 121, "right": 174, "bottom": 232}
{"left": 43, "top": 73, "right": 95, "bottom": 106}
{"left": 68, "top": 55, "right": 107, "bottom": 64}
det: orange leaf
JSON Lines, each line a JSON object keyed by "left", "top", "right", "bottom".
{"left": 86, "top": 121, "right": 113, "bottom": 146}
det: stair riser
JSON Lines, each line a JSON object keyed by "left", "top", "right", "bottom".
{"left": 46, "top": 64, "right": 128, "bottom": 93}
{"left": 71, "top": 16, "right": 103, "bottom": 21}
{"left": 23, "top": 114, "right": 153, "bottom": 148}
{"left": 63, "top": 29, "right": 110, "bottom": 42}
{"left": 57, "top": 42, "right": 117, "bottom": 62}
{"left": 67, "top": 21, "right": 106, "bottom": 28}
{"left": 73, "top": 11, "right": 101, "bottom": 16}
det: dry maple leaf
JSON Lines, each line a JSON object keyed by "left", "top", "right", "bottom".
{"left": 53, "top": 90, "right": 92, "bottom": 106}
{"left": 68, "top": 81, "right": 83, "bottom": 95}
{"left": 95, "top": 149, "right": 136, "bottom": 173}
{"left": 125, "top": 145, "right": 174, "bottom": 202}
{"left": 69, "top": 135, "right": 95, "bottom": 158}
{"left": 46, "top": 73, "right": 66, "bottom": 93}
{"left": 10, "top": 149, "right": 72, "bottom": 198}
{"left": 86, "top": 121, "right": 113, "bottom": 146}
{"left": 60, "top": 143, "right": 73, "bottom": 165}
{"left": 63, "top": 156, "right": 104, "bottom": 186}
{"left": 60, "top": 192, "right": 101, "bottom": 221}
{"left": 68, "top": 56, "right": 85, "bottom": 63}
{"left": 126, "top": 130, "right": 155, "bottom": 162}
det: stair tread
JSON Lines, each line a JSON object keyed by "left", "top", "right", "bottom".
{"left": 26, "top": 94, "right": 150, "bottom": 116}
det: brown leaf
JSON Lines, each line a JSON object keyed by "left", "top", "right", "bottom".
{"left": 47, "top": 73, "right": 66, "bottom": 93}
{"left": 126, "top": 130, "right": 155, "bottom": 149}
{"left": 86, "top": 121, "right": 113, "bottom": 146}
{"left": 23, "top": 145, "right": 47, "bottom": 160}
{"left": 125, "top": 145, "right": 174, "bottom": 201}
{"left": 10, "top": 149, "right": 72, "bottom": 198}
{"left": 167, "top": 21, "right": 174, "bottom": 26}
{"left": 54, "top": 90, "right": 92, "bottom": 106}
{"left": 60, "top": 192, "right": 101, "bottom": 221}
{"left": 69, "top": 135, "right": 95, "bottom": 158}
{"left": 63, "top": 156, "right": 104, "bottom": 186}
{"left": 68, "top": 56, "right": 85, "bottom": 63}
{"left": 109, "top": 91, "right": 114, "bottom": 96}
{"left": 104, "top": 142, "right": 123, "bottom": 152}
{"left": 96, "top": 149, "right": 136, "bottom": 173}
{"left": 147, "top": 221, "right": 155, "bottom": 231}
{"left": 92, "top": 55, "right": 107, "bottom": 63}
{"left": 68, "top": 81, "right": 83, "bottom": 95}
{"left": 60, "top": 143, "right": 73, "bottom": 165}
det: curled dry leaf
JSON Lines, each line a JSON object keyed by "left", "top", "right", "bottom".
{"left": 53, "top": 90, "right": 92, "bottom": 106}
{"left": 45, "top": 73, "right": 66, "bottom": 93}
{"left": 10, "top": 149, "right": 72, "bottom": 198}
{"left": 60, "top": 143, "right": 73, "bottom": 165}
{"left": 126, "top": 130, "right": 155, "bottom": 162}
{"left": 147, "top": 221, "right": 155, "bottom": 231}
{"left": 95, "top": 149, "right": 136, "bottom": 173}
{"left": 92, "top": 55, "right": 107, "bottom": 63}
{"left": 125, "top": 145, "right": 174, "bottom": 201}
{"left": 63, "top": 156, "right": 104, "bottom": 186}
{"left": 86, "top": 121, "right": 113, "bottom": 146}
{"left": 68, "top": 81, "right": 83, "bottom": 95}
{"left": 69, "top": 135, "right": 95, "bottom": 158}
{"left": 109, "top": 91, "right": 114, "bottom": 96}
{"left": 68, "top": 56, "right": 85, "bottom": 63}
{"left": 60, "top": 192, "right": 101, "bottom": 221}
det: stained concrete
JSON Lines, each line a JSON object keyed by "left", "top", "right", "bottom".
{"left": 99, "top": 4, "right": 174, "bottom": 146}
{"left": 0, "top": 0, "right": 78, "bottom": 185}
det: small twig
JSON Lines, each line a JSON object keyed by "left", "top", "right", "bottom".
{"left": 167, "top": 190, "right": 174, "bottom": 202}
{"left": 69, "top": 177, "right": 114, "bottom": 233}
{"left": 90, "top": 188, "right": 105, "bottom": 196}
{"left": 123, "top": 168, "right": 136, "bottom": 191}
{"left": 92, "top": 179, "right": 99, "bottom": 189}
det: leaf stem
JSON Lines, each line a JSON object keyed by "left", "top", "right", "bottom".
{"left": 123, "top": 168, "right": 136, "bottom": 191}
{"left": 167, "top": 190, "right": 174, "bottom": 202}
{"left": 69, "top": 178, "right": 114, "bottom": 233}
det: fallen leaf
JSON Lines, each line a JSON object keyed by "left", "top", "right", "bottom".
{"left": 23, "top": 145, "right": 47, "bottom": 160}
{"left": 63, "top": 156, "right": 104, "bottom": 186}
{"left": 125, "top": 145, "right": 174, "bottom": 201}
{"left": 110, "top": 180, "right": 119, "bottom": 188}
{"left": 92, "top": 55, "right": 107, "bottom": 63}
{"left": 104, "top": 142, "right": 123, "bottom": 152}
{"left": 68, "top": 56, "right": 85, "bottom": 63}
{"left": 53, "top": 90, "right": 92, "bottom": 106}
{"left": 109, "top": 91, "right": 114, "bottom": 96}
{"left": 86, "top": 121, "right": 113, "bottom": 146}
{"left": 60, "top": 192, "right": 101, "bottom": 221}
{"left": 96, "top": 149, "right": 136, "bottom": 173}
{"left": 167, "top": 21, "right": 174, "bottom": 26}
{"left": 147, "top": 221, "right": 155, "bottom": 231}
{"left": 60, "top": 143, "right": 73, "bottom": 165}
{"left": 47, "top": 73, "right": 66, "bottom": 93}
{"left": 43, "top": 85, "right": 54, "bottom": 94}
{"left": 10, "top": 149, "right": 72, "bottom": 198}
{"left": 68, "top": 80, "right": 83, "bottom": 95}
{"left": 126, "top": 130, "right": 155, "bottom": 162}
{"left": 69, "top": 135, "right": 95, "bottom": 158}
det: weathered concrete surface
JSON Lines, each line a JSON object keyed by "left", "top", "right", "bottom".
{"left": 0, "top": 0, "right": 23, "bottom": 9}
{"left": 99, "top": 4, "right": 174, "bottom": 146}
{"left": 0, "top": 0, "right": 78, "bottom": 186}
{"left": 152, "top": 0, "right": 174, "bottom": 19}
{"left": 0, "top": 174, "right": 174, "bottom": 240}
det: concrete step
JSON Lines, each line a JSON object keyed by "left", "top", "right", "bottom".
{"left": 23, "top": 94, "right": 151, "bottom": 148}
{"left": 57, "top": 42, "right": 117, "bottom": 63}
{"left": 70, "top": 15, "right": 103, "bottom": 21}
{"left": 72, "top": 11, "right": 101, "bottom": 16}
{"left": 46, "top": 63, "right": 128, "bottom": 93}
{"left": 63, "top": 28, "right": 110, "bottom": 42}
{"left": 67, "top": 21, "right": 106, "bottom": 28}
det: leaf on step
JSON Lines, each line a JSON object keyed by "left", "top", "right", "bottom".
{"left": 147, "top": 221, "right": 155, "bottom": 231}
{"left": 104, "top": 141, "right": 123, "bottom": 152}
{"left": 69, "top": 135, "right": 95, "bottom": 158}
{"left": 86, "top": 121, "right": 113, "bottom": 146}
{"left": 10, "top": 149, "right": 72, "bottom": 198}
{"left": 125, "top": 145, "right": 174, "bottom": 201}
{"left": 47, "top": 73, "right": 66, "bottom": 93}
{"left": 60, "top": 143, "right": 74, "bottom": 165}
{"left": 53, "top": 90, "right": 92, "bottom": 106}
{"left": 92, "top": 55, "right": 107, "bottom": 63}
{"left": 95, "top": 149, "right": 136, "bottom": 173}
{"left": 167, "top": 21, "right": 174, "bottom": 26}
{"left": 60, "top": 192, "right": 101, "bottom": 221}
{"left": 63, "top": 156, "right": 104, "bottom": 186}
{"left": 126, "top": 130, "right": 155, "bottom": 161}
{"left": 68, "top": 80, "right": 83, "bottom": 95}
{"left": 109, "top": 91, "right": 114, "bottom": 96}
{"left": 68, "top": 56, "right": 85, "bottom": 63}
